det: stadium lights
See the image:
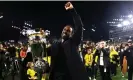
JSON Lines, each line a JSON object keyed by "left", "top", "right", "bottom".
{"left": 128, "top": 14, "right": 133, "bottom": 18}
{"left": 27, "top": 30, "right": 32, "bottom": 35}
{"left": 122, "top": 20, "right": 130, "bottom": 26}
{"left": 117, "top": 24, "right": 122, "bottom": 27}
{"left": 131, "top": 18, "right": 133, "bottom": 23}
{"left": 119, "top": 19, "right": 123, "bottom": 21}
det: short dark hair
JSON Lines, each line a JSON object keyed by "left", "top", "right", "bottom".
{"left": 86, "top": 46, "right": 92, "bottom": 51}
{"left": 125, "top": 44, "right": 129, "bottom": 46}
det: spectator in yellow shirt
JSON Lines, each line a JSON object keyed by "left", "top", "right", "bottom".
{"left": 84, "top": 47, "right": 93, "bottom": 80}
{"left": 109, "top": 46, "right": 119, "bottom": 76}
{"left": 27, "top": 62, "right": 37, "bottom": 80}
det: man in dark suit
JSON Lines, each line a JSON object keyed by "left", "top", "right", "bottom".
{"left": 94, "top": 41, "right": 112, "bottom": 80}
{"left": 123, "top": 40, "right": 133, "bottom": 80}
{"left": 49, "top": 2, "right": 88, "bottom": 80}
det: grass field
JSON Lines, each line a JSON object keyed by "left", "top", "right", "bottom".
{"left": 44, "top": 66, "right": 128, "bottom": 80}
{"left": 96, "top": 67, "right": 128, "bottom": 80}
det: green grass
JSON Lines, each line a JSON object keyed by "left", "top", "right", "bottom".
{"left": 45, "top": 67, "right": 128, "bottom": 80}
{"left": 97, "top": 67, "right": 128, "bottom": 80}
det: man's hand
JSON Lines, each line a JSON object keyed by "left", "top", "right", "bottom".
{"left": 65, "top": 2, "right": 74, "bottom": 10}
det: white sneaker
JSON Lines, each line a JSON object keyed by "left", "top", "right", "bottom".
{"left": 89, "top": 77, "right": 91, "bottom": 80}
{"left": 93, "top": 78, "right": 96, "bottom": 80}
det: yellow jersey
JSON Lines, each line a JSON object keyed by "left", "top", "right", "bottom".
{"left": 27, "top": 68, "right": 37, "bottom": 77}
{"left": 84, "top": 53, "right": 93, "bottom": 66}
{"left": 110, "top": 50, "right": 118, "bottom": 64}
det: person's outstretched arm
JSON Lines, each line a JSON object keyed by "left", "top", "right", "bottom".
{"left": 65, "top": 2, "right": 83, "bottom": 46}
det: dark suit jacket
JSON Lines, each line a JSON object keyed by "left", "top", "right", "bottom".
{"left": 7, "top": 46, "right": 16, "bottom": 57}
{"left": 49, "top": 8, "right": 88, "bottom": 80}
{"left": 123, "top": 46, "right": 133, "bottom": 66}
{"left": 94, "top": 48, "right": 110, "bottom": 67}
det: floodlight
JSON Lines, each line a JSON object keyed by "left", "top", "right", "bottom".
{"left": 122, "top": 20, "right": 130, "bottom": 25}
{"left": 117, "top": 24, "right": 122, "bottom": 27}
{"left": 27, "top": 30, "right": 32, "bottom": 35}
{"left": 128, "top": 14, "right": 133, "bottom": 18}
{"left": 119, "top": 19, "right": 123, "bottom": 21}
{"left": 131, "top": 18, "right": 133, "bottom": 23}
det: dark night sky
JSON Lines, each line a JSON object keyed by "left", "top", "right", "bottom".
{"left": 0, "top": 1, "right": 133, "bottom": 41}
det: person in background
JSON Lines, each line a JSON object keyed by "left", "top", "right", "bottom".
{"left": 92, "top": 45, "right": 98, "bottom": 80}
{"left": 94, "top": 41, "right": 112, "bottom": 80}
{"left": 84, "top": 47, "right": 93, "bottom": 80}
{"left": 7, "top": 43, "right": 16, "bottom": 58}
{"left": 27, "top": 62, "right": 37, "bottom": 80}
{"left": 119, "top": 43, "right": 125, "bottom": 77}
{"left": 0, "top": 43, "right": 5, "bottom": 80}
{"left": 20, "top": 45, "right": 27, "bottom": 61}
{"left": 109, "top": 46, "right": 119, "bottom": 76}
{"left": 123, "top": 40, "right": 133, "bottom": 80}
{"left": 121, "top": 44, "right": 128, "bottom": 77}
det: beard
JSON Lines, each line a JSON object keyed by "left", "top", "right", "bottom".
{"left": 62, "top": 33, "right": 70, "bottom": 41}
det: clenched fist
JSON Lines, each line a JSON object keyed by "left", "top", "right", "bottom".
{"left": 65, "top": 2, "right": 74, "bottom": 10}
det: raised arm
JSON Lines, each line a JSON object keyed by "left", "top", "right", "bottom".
{"left": 65, "top": 2, "right": 83, "bottom": 46}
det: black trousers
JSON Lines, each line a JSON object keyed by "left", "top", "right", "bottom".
{"left": 85, "top": 66, "right": 92, "bottom": 78}
{"left": 128, "top": 65, "right": 133, "bottom": 80}
{"left": 0, "top": 54, "right": 5, "bottom": 79}
{"left": 99, "top": 65, "right": 112, "bottom": 80}
{"left": 0, "top": 60, "right": 3, "bottom": 79}
{"left": 92, "top": 64, "right": 98, "bottom": 79}
{"left": 110, "top": 63, "right": 117, "bottom": 76}
{"left": 50, "top": 72, "right": 71, "bottom": 80}
{"left": 19, "top": 59, "right": 28, "bottom": 80}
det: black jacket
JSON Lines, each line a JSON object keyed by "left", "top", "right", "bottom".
{"left": 7, "top": 46, "right": 16, "bottom": 57}
{"left": 94, "top": 48, "right": 110, "bottom": 67}
{"left": 123, "top": 46, "right": 133, "bottom": 66}
{"left": 49, "top": 8, "right": 88, "bottom": 80}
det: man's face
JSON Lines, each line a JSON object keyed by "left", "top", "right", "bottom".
{"left": 61, "top": 26, "right": 73, "bottom": 40}
{"left": 99, "top": 41, "right": 106, "bottom": 48}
